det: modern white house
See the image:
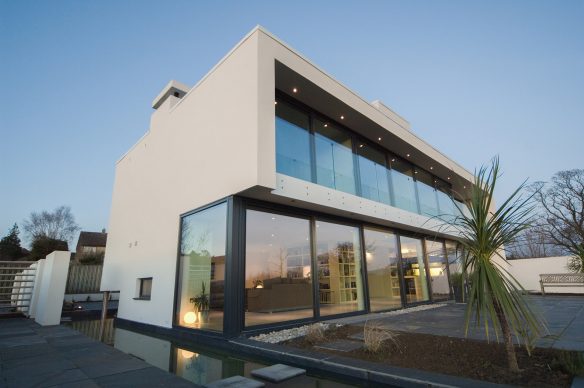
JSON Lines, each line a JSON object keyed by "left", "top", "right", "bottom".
{"left": 101, "top": 26, "right": 475, "bottom": 338}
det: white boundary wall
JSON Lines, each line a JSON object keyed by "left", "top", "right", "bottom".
{"left": 29, "top": 251, "right": 70, "bottom": 325}
{"left": 505, "top": 256, "right": 583, "bottom": 294}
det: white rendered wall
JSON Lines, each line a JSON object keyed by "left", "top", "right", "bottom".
{"left": 504, "top": 256, "right": 583, "bottom": 294}
{"left": 101, "top": 30, "right": 263, "bottom": 328}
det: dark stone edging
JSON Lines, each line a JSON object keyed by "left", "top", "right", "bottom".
{"left": 230, "top": 338, "right": 508, "bottom": 388}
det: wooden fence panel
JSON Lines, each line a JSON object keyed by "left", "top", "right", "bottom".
{"left": 66, "top": 264, "right": 103, "bottom": 294}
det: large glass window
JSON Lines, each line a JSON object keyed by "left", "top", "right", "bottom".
{"left": 314, "top": 120, "right": 356, "bottom": 195}
{"left": 416, "top": 170, "right": 439, "bottom": 218}
{"left": 425, "top": 239, "right": 449, "bottom": 301}
{"left": 275, "top": 100, "right": 312, "bottom": 182}
{"left": 176, "top": 203, "right": 227, "bottom": 331}
{"left": 316, "top": 220, "right": 365, "bottom": 316}
{"left": 390, "top": 158, "right": 418, "bottom": 213}
{"left": 244, "top": 210, "right": 313, "bottom": 327}
{"left": 399, "top": 236, "right": 429, "bottom": 303}
{"left": 436, "top": 181, "right": 455, "bottom": 220}
{"left": 357, "top": 142, "right": 391, "bottom": 205}
{"left": 274, "top": 94, "right": 470, "bottom": 221}
{"left": 364, "top": 228, "right": 402, "bottom": 311}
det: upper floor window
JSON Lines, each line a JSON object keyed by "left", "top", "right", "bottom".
{"left": 356, "top": 142, "right": 391, "bottom": 205}
{"left": 314, "top": 119, "right": 356, "bottom": 195}
{"left": 390, "top": 157, "right": 418, "bottom": 214}
{"left": 275, "top": 100, "right": 311, "bottom": 182}
{"left": 415, "top": 169, "right": 439, "bottom": 218}
{"left": 274, "top": 94, "right": 463, "bottom": 220}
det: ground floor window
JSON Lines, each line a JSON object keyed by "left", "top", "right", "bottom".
{"left": 176, "top": 202, "right": 227, "bottom": 332}
{"left": 244, "top": 210, "right": 313, "bottom": 327}
{"left": 316, "top": 220, "right": 365, "bottom": 316}
{"left": 400, "top": 236, "right": 430, "bottom": 303}
{"left": 174, "top": 197, "right": 458, "bottom": 334}
{"left": 364, "top": 228, "right": 402, "bottom": 311}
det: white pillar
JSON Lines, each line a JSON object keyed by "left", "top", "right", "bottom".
{"left": 33, "top": 251, "right": 70, "bottom": 326}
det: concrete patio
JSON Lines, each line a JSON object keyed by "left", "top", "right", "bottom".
{"left": 0, "top": 318, "right": 197, "bottom": 388}
{"left": 328, "top": 295, "right": 584, "bottom": 351}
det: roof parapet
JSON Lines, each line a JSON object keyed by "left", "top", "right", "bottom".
{"left": 152, "top": 80, "right": 190, "bottom": 110}
{"left": 370, "top": 100, "right": 410, "bottom": 131}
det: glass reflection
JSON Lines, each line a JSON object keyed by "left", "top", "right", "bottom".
{"left": 176, "top": 203, "right": 227, "bottom": 331}
{"left": 316, "top": 221, "right": 365, "bottom": 316}
{"left": 314, "top": 119, "right": 356, "bottom": 195}
{"left": 400, "top": 236, "right": 429, "bottom": 303}
{"left": 364, "top": 228, "right": 402, "bottom": 311}
{"left": 275, "top": 100, "right": 312, "bottom": 182}
{"left": 416, "top": 170, "right": 439, "bottom": 217}
{"left": 390, "top": 158, "right": 418, "bottom": 213}
{"left": 357, "top": 143, "right": 391, "bottom": 205}
{"left": 244, "top": 210, "right": 313, "bottom": 327}
{"left": 426, "top": 239, "right": 449, "bottom": 300}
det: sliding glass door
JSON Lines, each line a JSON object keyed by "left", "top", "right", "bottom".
{"left": 399, "top": 236, "right": 429, "bottom": 303}
{"left": 364, "top": 228, "right": 402, "bottom": 311}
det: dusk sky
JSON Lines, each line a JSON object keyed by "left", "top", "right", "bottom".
{"left": 1, "top": 1, "right": 583, "bottom": 246}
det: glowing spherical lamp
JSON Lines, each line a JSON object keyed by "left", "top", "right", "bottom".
{"left": 184, "top": 311, "right": 197, "bottom": 324}
{"left": 181, "top": 350, "right": 195, "bottom": 359}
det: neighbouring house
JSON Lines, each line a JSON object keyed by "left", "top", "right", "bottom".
{"left": 76, "top": 231, "right": 107, "bottom": 263}
{"left": 101, "top": 26, "right": 475, "bottom": 338}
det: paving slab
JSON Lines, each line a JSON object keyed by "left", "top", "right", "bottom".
{"left": 251, "top": 363, "right": 306, "bottom": 382}
{"left": 204, "top": 375, "right": 265, "bottom": 388}
{"left": 0, "top": 318, "right": 200, "bottom": 388}
{"left": 315, "top": 340, "right": 363, "bottom": 353}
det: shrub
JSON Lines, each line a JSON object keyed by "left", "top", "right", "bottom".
{"left": 305, "top": 323, "right": 326, "bottom": 344}
{"left": 363, "top": 320, "right": 399, "bottom": 353}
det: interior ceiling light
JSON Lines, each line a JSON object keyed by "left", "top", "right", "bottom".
{"left": 430, "top": 166, "right": 434, "bottom": 170}
{"left": 378, "top": 137, "right": 382, "bottom": 141}
{"left": 406, "top": 153, "right": 410, "bottom": 157}
{"left": 274, "top": 101, "right": 277, "bottom": 105}
{"left": 359, "top": 144, "right": 364, "bottom": 148}
{"left": 447, "top": 177, "right": 451, "bottom": 180}
{"left": 293, "top": 87, "right": 298, "bottom": 93}
{"left": 340, "top": 115, "right": 345, "bottom": 120}
{"left": 324, "top": 123, "right": 328, "bottom": 127}
{"left": 391, "top": 158, "right": 395, "bottom": 162}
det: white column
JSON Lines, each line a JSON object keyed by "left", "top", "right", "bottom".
{"left": 33, "top": 251, "right": 70, "bottom": 326}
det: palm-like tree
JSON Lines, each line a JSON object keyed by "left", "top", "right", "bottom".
{"left": 452, "top": 157, "right": 546, "bottom": 372}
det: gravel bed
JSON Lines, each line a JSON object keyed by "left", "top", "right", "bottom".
{"left": 249, "top": 304, "right": 447, "bottom": 343}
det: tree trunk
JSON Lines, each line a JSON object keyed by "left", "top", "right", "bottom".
{"left": 493, "top": 300, "right": 520, "bottom": 372}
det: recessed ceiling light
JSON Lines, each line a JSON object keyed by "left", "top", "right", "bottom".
{"left": 378, "top": 137, "right": 382, "bottom": 141}
{"left": 463, "top": 185, "right": 466, "bottom": 189}
{"left": 274, "top": 101, "right": 277, "bottom": 105}
{"left": 414, "top": 170, "right": 418, "bottom": 174}
{"left": 391, "top": 158, "right": 395, "bottom": 162}
{"left": 447, "top": 177, "right": 451, "bottom": 180}
{"left": 430, "top": 166, "right": 433, "bottom": 170}
{"left": 406, "top": 153, "right": 410, "bottom": 157}
{"left": 324, "top": 123, "right": 328, "bottom": 127}
{"left": 340, "top": 115, "right": 344, "bottom": 120}
{"left": 359, "top": 144, "right": 364, "bottom": 148}
{"left": 293, "top": 88, "right": 298, "bottom": 93}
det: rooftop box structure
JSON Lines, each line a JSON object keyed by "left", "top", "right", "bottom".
{"left": 101, "top": 26, "right": 474, "bottom": 337}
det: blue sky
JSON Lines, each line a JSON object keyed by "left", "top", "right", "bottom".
{"left": 1, "top": 1, "right": 583, "bottom": 246}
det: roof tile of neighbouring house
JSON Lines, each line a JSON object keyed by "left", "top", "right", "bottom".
{"left": 76, "top": 231, "right": 107, "bottom": 249}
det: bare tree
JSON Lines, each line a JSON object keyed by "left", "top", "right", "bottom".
{"left": 22, "top": 206, "right": 80, "bottom": 244}
{"left": 505, "top": 224, "right": 565, "bottom": 259}
{"left": 531, "top": 169, "right": 584, "bottom": 272}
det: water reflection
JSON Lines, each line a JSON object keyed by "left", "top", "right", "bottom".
{"left": 113, "top": 327, "right": 356, "bottom": 387}
{"left": 63, "top": 317, "right": 115, "bottom": 345}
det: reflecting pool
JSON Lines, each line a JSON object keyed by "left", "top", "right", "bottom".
{"left": 65, "top": 317, "right": 356, "bottom": 387}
